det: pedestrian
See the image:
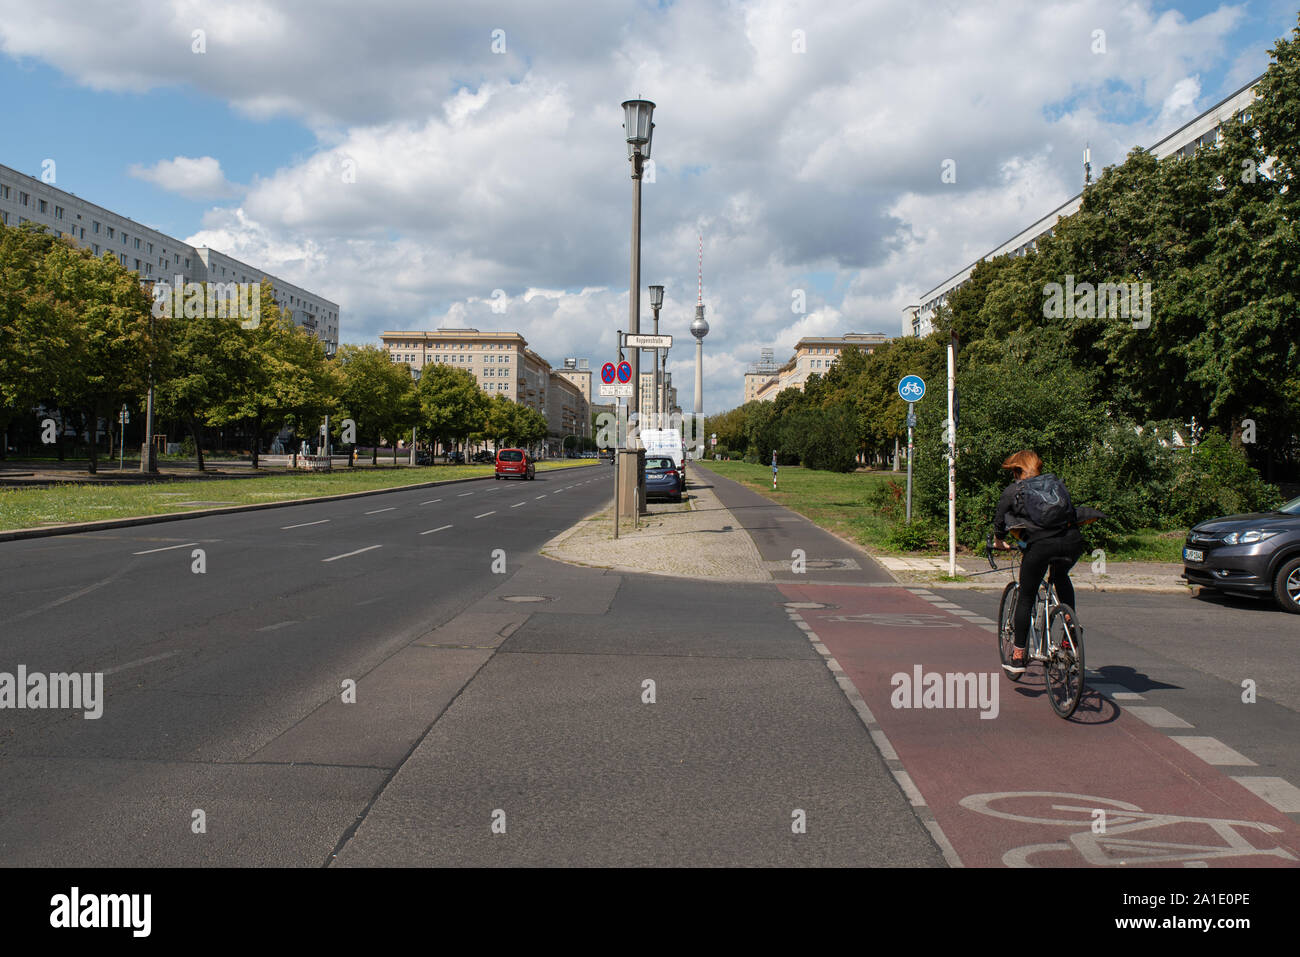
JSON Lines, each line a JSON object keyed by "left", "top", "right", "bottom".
{"left": 772, "top": 450, "right": 778, "bottom": 490}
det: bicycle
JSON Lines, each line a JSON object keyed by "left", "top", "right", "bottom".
{"left": 985, "top": 527, "right": 1085, "bottom": 719}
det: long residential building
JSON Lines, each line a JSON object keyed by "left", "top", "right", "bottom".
{"left": 0, "top": 161, "right": 340, "bottom": 353}
{"left": 749, "top": 332, "right": 891, "bottom": 402}
{"left": 379, "top": 328, "right": 592, "bottom": 452}
{"left": 902, "top": 75, "right": 1264, "bottom": 337}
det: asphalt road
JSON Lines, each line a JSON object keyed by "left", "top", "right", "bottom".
{"left": 2, "top": 459, "right": 1296, "bottom": 868}
{"left": 0, "top": 462, "right": 940, "bottom": 866}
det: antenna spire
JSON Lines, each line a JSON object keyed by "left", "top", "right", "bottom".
{"left": 697, "top": 233, "right": 703, "bottom": 306}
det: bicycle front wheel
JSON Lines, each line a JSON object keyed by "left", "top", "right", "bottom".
{"left": 1046, "top": 603, "right": 1084, "bottom": 718}
{"left": 997, "top": 582, "right": 1021, "bottom": 682}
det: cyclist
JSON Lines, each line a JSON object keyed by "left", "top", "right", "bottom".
{"left": 993, "top": 450, "right": 1084, "bottom": 675}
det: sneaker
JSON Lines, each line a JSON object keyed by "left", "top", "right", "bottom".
{"left": 1003, "top": 645, "right": 1027, "bottom": 675}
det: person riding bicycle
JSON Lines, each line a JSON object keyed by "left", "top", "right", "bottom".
{"left": 993, "top": 450, "right": 1084, "bottom": 675}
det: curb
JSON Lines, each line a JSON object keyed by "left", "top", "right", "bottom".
{"left": 0, "top": 462, "right": 600, "bottom": 543}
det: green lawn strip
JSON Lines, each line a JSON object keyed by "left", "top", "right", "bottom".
{"left": 698, "top": 460, "right": 1184, "bottom": 563}
{"left": 0, "top": 459, "right": 595, "bottom": 530}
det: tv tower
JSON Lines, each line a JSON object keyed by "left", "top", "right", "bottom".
{"left": 691, "top": 233, "right": 709, "bottom": 418}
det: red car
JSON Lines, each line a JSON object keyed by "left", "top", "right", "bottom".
{"left": 495, "top": 448, "right": 535, "bottom": 480}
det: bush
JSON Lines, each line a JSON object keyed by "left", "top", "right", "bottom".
{"left": 1166, "top": 433, "right": 1283, "bottom": 525}
{"left": 884, "top": 517, "right": 944, "bottom": 551}
{"left": 180, "top": 434, "right": 196, "bottom": 456}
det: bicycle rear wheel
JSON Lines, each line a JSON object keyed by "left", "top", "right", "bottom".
{"left": 1046, "top": 603, "right": 1084, "bottom": 718}
{"left": 997, "top": 582, "right": 1021, "bottom": 682}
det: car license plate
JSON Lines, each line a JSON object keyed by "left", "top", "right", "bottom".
{"left": 1184, "top": 547, "right": 1204, "bottom": 563}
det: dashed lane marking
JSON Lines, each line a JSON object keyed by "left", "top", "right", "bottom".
{"left": 419, "top": 525, "right": 453, "bottom": 535}
{"left": 1231, "top": 777, "right": 1300, "bottom": 813}
{"left": 1171, "top": 737, "right": 1257, "bottom": 766}
{"left": 365, "top": 507, "right": 396, "bottom": 515}
{"left": 511, "top": 502, "right": 526, "bottom": 508}
{"left": 321, "top": 545, "right": 382, "bottom": 563}
{"left": 281, "top": 520, "right": 329, "bottom": 529}
{"left": 474, "top": 511, "right": 496, "bottom": 519}
{"left": 133, "top": 542, "right": 200, "bottom": 555}
{"left": 420, "top": 499, "right": 442, "bottom": 505}
{"left": 1127, "top": 706, "right": 1194, "bottom": 729}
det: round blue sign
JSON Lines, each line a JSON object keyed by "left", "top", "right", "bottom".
{"left": 601, "top": 363, "right": 616, "bottom": 384}
{"left": 898, "top": 375, "right": 926, "bottom": 401}
{"left": 617, "top": 361, "right": 632, "bottom": 384}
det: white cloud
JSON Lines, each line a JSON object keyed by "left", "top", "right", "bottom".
{"left": 128, "top": 155, "right": 240, "bottom": 199}
{"left": 0, "top": 0, "right": 1267, "bottom": 412}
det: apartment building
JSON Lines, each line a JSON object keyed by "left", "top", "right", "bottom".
{"left": 0, "top": 162, "right": 340, "bottom": 354}
{"left": 637, "top": 371, "right": 679, "bottom": 419}
{"left": 753, "top": 332, "right": 891, "bottom": 401}
{"left": 903, "top": 75, "right": 1264, "bottom": 337}
{"left": 379, "top": 329, "right": 589, "bottom": 436}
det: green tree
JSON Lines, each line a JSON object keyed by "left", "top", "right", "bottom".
{"left": 337, "top": 344, "right": 419, "bottom": 465}
{"left": 418, "top": 364, "right": 486, "bottom": 457}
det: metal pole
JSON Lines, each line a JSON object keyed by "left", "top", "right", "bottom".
{"left": 906, "top": 401, "right": 914, "bottom": 524}
{"left": 119, "top": 404, "right": 126, "bottom": 471}
{"left": 613, "top": 325, "right": 621, "bottom": 540}
{"left": 652, "top": 303, "right": 660, "bottom": 430}
{"left": 628, "top": 155, "right": 642, "bottom": 440}
{"left": 947, "top": 336, "right": 957, "bottom": 577}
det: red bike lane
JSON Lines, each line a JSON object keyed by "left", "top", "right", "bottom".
{"left": 780, "top": 582, "right": 1300, "bottom": 868}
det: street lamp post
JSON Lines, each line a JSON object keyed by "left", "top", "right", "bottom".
{"left": 648, "top": 284, "right": 663, "bottom": 430}
{"left": 621, "top": 98, "right": 654, "bottom": 441}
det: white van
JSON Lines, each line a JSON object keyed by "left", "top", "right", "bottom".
{"left": 641, "top": 428, "right": 685, "bottom": 490}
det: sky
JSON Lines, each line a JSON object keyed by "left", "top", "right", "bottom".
{"left": 1, "top": 0, "right": 1296, "bottom": 413}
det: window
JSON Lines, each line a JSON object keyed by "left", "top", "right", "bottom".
{"left": 54, "top": 205, "right": 63, "bottom": 219}
{"left": 19, "top": 191, "right": 28, "bottom": 205}
{"left": 148, "top": 243, "right": 153, "bottom": 254}
{"left": 93, "top": 221, "right": 100, "bottom": 233}
{"left": 0, "top": 185, "right": 7, "bottom": 199}
{"left": 135, "top": 238, "right": 141, "bottom": 249}
{"left": 122, "top": 233, "right": 128, "bottom": 245}
{"left": 39, "top": 199, "right": 48, "bottom": 213}
{"left": 93, "top": 244, "right": 99, "bottom": 255}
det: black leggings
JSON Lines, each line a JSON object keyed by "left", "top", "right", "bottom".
{"left": 1014, "top": 539, "right": 1082, "bottom": 648}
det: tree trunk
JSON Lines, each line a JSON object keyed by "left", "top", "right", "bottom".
{"left": 86, "top": 407, "right": 99, "bottom": 475}
{"left": 190, "top": 416, "right": 205, "bottom": 472}
{"left": 250, "top": 415, "right": 261, "bottom": 470}
{"left": 371, "top": 438, "right": 378, "bottom": 466}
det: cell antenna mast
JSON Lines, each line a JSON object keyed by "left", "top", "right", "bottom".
{"left": 697, "top": 233, "right": 703, "bottom": 306}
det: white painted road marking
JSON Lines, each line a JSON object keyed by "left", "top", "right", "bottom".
{"left": 420, "top": 499, "right": 442, "bottom": 505}
{"left": 1126, "top": 706, "right": 1193, "bottom": 729}
{"left": 420, "top": 525, "right": 453, "bottom": 535}
{"left": 511, "top": 502, "right": 526, "bottom": 508}
{"left": 535, "top": 495, "right": 546, "bottom": 499}
{"left": 322, "top": 545, "right": 383, "bottom": 563}
{"left": 1171, "top": 737, "right": 1257, "bottom": 766}
{"left": 133, "top": 542, "right": 200, "bottom": 555}
{"left": 256, "top": 620, "right": 300, "bottom": 633}
{"left": 102, "top": 650, "right": 182, "bottom": 675}
{"left": 365, "top": 507, "right": 396, "bottom": 515}
{"left": 1231, "top": 777, "right": 1300, "bottom": 813}
{"left": 458, "top": 492, "right": 474, "bottom": 497}
{"left": 281, "top": 520, "right": 330, "bottom": 529}
{"left": 474, "top": 511, "right": 496, "bottom": 519}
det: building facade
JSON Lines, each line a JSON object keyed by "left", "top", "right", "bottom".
{"left": 0, "top": 162, "right": 339, "bottom": 353}
{"left": 903, "top": 75, "right": 1264, "bottom": 337}
{"left": 753, "top": 332, "right": 891, "bottom": 401}
{"left": 379, "top": 328, "right": 591, "bottom": 451}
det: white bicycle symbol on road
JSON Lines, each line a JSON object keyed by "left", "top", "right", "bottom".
{"left": 960, "top": 791, "right": 1298, "bottom": 867}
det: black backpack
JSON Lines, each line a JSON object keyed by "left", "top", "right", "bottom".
{"left": 1016, "top": 474, "right": 1074, "bottom": 531}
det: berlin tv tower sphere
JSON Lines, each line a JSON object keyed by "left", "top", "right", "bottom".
{"left": 690, "top": 306, "right": 709, "bottom": 340}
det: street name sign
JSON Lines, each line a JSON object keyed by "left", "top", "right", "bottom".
{"left": 625, "top": 334, "right": 673, "bottom": 348}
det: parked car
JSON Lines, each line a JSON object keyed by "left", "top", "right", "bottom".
{"left": 473, "top": 450, "right": 493, "bottom": 464}
{"left": 644, "top": 455, "right": 682, "bottom": 502}
{"left": 415, "top": 450, "right": 433, "bottom": 465}
{"left": 1182, "top": 495, "right": 1300, "bottom": 613}
{"left": 495, "top": 448, "right": 535, "bottom": 480}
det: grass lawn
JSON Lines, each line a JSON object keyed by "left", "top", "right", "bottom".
{"left": 697, "top": 459, "right": 1184, "bottom": 563}
{"left": 0, "top": 459, "right": 596, "bottom": 531}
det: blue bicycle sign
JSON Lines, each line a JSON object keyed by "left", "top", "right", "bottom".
{"left": 898, "top": 375, "right": 926, "bottom": 401}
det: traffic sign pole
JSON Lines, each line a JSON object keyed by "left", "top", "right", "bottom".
{"left": 906, "top": 401, "right": 914, "bottom": 524}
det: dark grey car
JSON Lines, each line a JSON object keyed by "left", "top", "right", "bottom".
{"left": 1182, "top": 496, "right": 1300, "bottom": 614}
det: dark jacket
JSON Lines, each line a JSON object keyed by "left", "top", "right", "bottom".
{"left": 994, "top": 476, "right": 1084, "bottom": 548}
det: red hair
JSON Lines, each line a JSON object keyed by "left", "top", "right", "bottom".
{"left": 1001, "top": 450, "right": 1042, "bottom": 479}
